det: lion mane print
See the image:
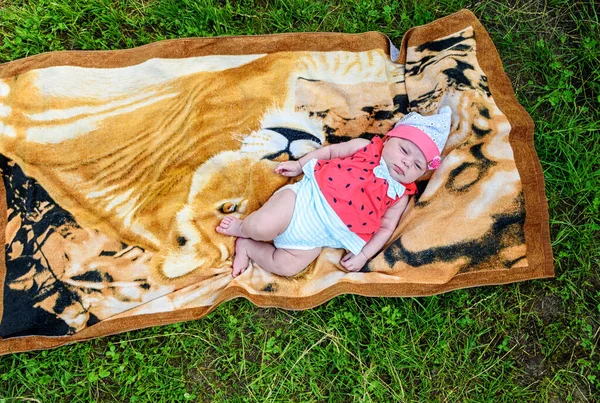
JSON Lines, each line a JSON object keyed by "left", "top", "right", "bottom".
{"left": 0, "top": 26, "right": 529, "bottom": 338}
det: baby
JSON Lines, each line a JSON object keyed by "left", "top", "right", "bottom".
{"left": 216, "top": 106, "right": 452, "bottom": 277}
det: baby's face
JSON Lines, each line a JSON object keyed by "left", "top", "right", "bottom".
{"left": 381, "top": 137, "right": 427, "bottom": 183}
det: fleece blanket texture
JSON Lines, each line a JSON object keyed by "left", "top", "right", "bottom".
{"left": 0, "top": 9, "right": 553, "bottom": 354}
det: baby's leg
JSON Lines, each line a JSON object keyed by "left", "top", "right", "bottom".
{"left": 232, "top": 238, "right": 321, "bottom": 277}
{"left": 216, "top": 188, "right": 295, "bottom": 241}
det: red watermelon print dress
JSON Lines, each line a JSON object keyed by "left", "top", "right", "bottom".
{"left": 314, "top": 136, "right": 417, "bottom": 241}
{"left": 273, "top": 136, "right": 417, "bottom": 255}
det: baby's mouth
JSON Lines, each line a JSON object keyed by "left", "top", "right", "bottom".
{"left": 394, "top": 164, "right": 404, "bottom": 175}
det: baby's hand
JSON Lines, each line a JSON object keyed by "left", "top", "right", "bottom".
{"left": 275, "top": 160, "right": 302, "bottom": 177}
{"left": 340, "top": 251, "right": 368, "bottom": 272}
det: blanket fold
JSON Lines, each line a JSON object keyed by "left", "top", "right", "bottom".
{"left": 0, "top": 9, "right": 553, "bottom": 355}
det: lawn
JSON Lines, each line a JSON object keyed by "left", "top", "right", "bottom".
{"left": 0, "top": 0, "right": 598, "bottom": 401}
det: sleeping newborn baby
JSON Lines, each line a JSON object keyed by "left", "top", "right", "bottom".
{"left": 216, "top": 106, "right": 452, "bottom": 277}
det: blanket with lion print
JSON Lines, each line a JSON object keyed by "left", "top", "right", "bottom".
{"left": 0, "top": 10, "right": 552, "bottom": 354}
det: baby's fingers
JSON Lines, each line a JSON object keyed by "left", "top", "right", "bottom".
{"left": 346, "top": 262, "right": 360, "bottom": 272}
{"left": 279, "top": 170, "right": 295, "bottom": 177}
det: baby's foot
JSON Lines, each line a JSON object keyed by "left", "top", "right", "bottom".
{"left": 216, "top": 216, "right": 247, "bottom": 237}
{"left": 232, "top": 238, "right": 251, "bottom": 277}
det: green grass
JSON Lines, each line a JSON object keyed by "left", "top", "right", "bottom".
{"left": 0, "top": 0, "right": 599, "bottom": 401}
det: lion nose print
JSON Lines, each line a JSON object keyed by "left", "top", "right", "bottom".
{"left": 177, "top": 236, "right": 188, "bottom": 247}
{"left": 219, "top": 202, "right": 238, "bottom": 214}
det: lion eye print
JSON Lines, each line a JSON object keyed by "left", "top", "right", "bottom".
{"left": 219, "top": 202, "right": 238, "bottom": 214}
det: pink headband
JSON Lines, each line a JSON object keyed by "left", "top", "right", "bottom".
{"left": 385, "top": 125, "right": 441, "bottom": 169}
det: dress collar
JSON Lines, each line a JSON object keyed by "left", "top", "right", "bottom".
{"left": 373, "top": 157, "right": 406, "bottom": 199}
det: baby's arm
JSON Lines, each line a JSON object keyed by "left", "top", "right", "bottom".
{"left": 276, "top": 138, "right": 371, "bottom": 176}
{"left": 298, "top": 137, "right": 370, "bottom": 166}
{"left": 340, "top": 195, "right": 410, "bottom": 272}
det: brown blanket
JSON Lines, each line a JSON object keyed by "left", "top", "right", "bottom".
{"left": 0, "top": 9, "right": 553, "bottom": 355}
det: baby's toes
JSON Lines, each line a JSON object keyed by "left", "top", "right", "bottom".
{"left": 235, "top": 265, "right": 249, "bottom": 278}
{"left": 218, "top": 217, "right": 232, "bottom": 228}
